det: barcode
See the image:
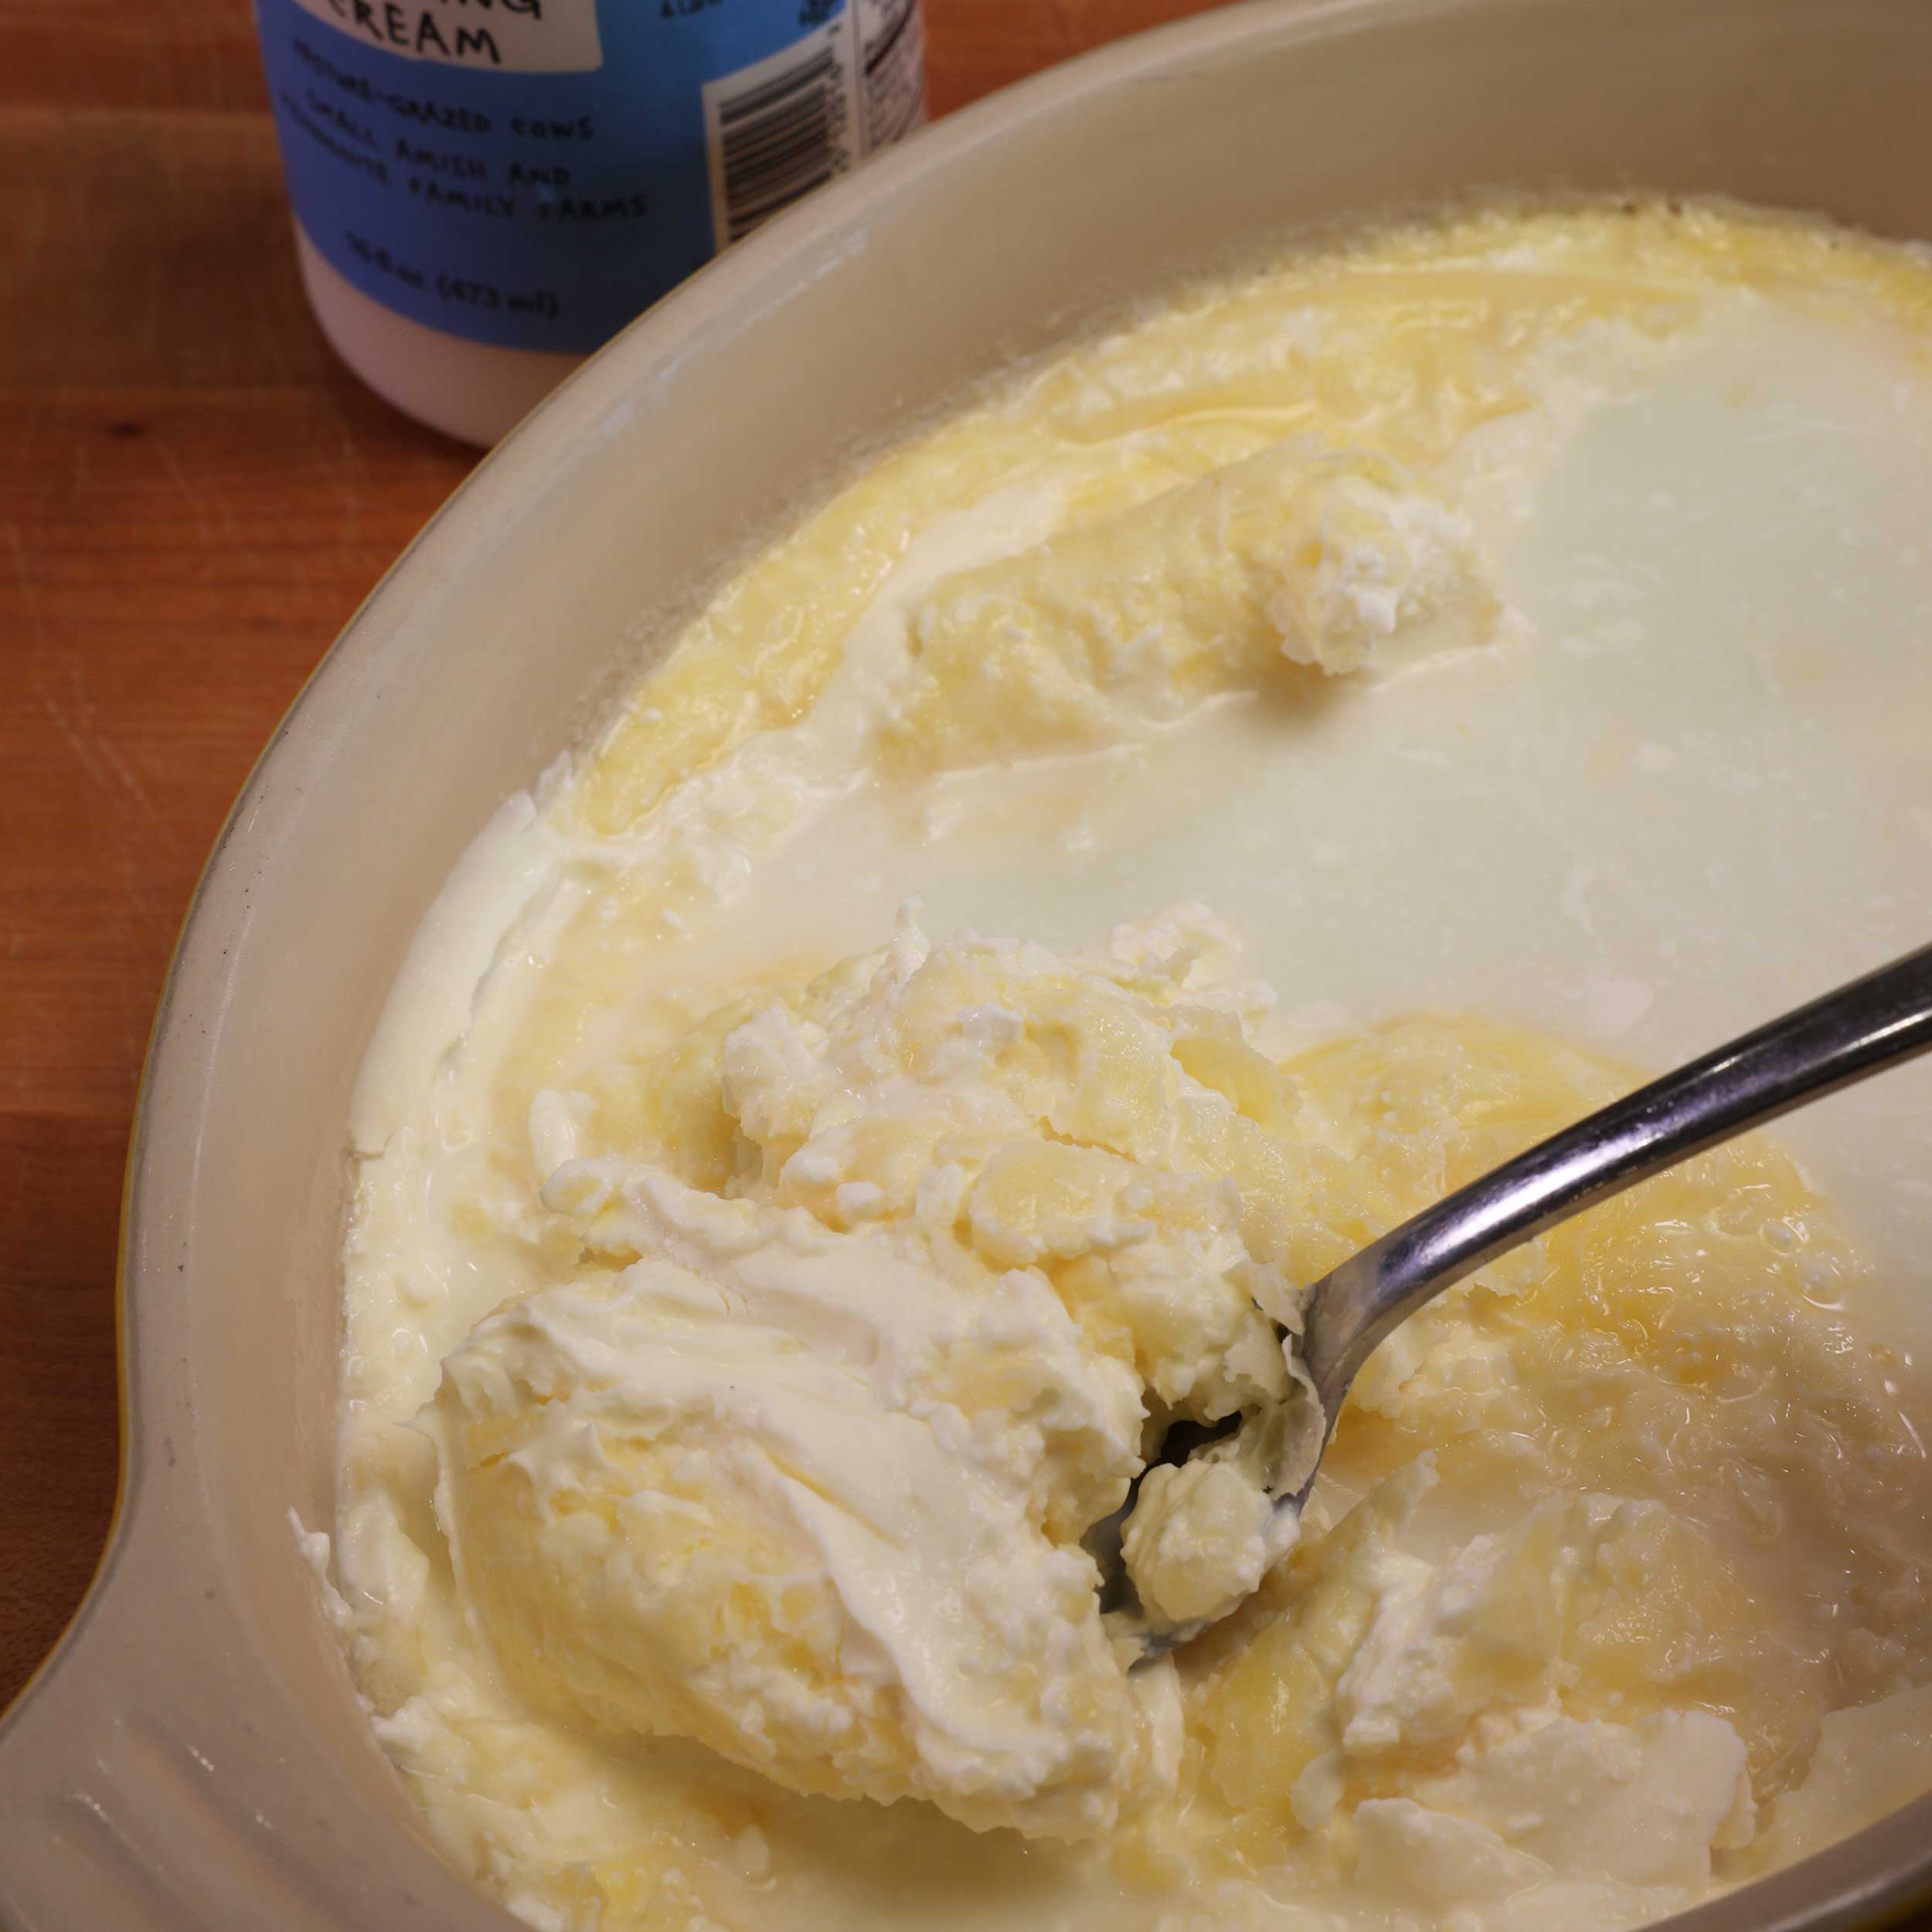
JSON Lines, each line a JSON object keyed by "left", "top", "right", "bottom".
{"left": 703, "top": 33, "right": 852, "bottom": 250}
{"left": 855, "top": 0, "right": 925, "bottom": 149}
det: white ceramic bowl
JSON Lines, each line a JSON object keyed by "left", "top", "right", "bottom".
{"left": 4, "top": 2, "right": 1931, "bottom": 1926}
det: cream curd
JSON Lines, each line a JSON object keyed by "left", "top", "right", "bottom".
{"left": 327, "top": 200, "right": 1932, "bottom": 1932}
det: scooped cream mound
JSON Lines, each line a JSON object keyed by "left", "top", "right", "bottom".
{"left": 1122, "top": 1453, "right": 1281, "bottom": 1629}
{"left": 422, "top": 1182, "right": 1177, "bottom": 1841}
{"left": 883, "top": 438, "right": 1500, "bottom": 771}
{"left": 421, "top": 906, "right": 1328, "bottom": 1839}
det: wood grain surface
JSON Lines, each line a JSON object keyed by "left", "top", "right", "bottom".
{"left": 0, "top": 0, "right": 1227, "bottom": 1713}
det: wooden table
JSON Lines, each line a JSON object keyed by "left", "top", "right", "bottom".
{"left": 0, "top": 0, "right": 1227, "bottom": 1712}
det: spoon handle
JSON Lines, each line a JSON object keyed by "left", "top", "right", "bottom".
{"left": 1302, "top": 940, "right": 1932, "bottom": 1409}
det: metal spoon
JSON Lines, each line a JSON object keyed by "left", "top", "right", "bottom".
{"left": 1098, "top": 939, "right": 1932, "bottom": 1658}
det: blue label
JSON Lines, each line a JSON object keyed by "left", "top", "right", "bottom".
{"left": 253, "top": 0, "right": 922, "bottom": 354}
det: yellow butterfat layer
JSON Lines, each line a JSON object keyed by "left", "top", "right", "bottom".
{"left": 573, "top": 199, "right": 1932, "bottom": 838}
